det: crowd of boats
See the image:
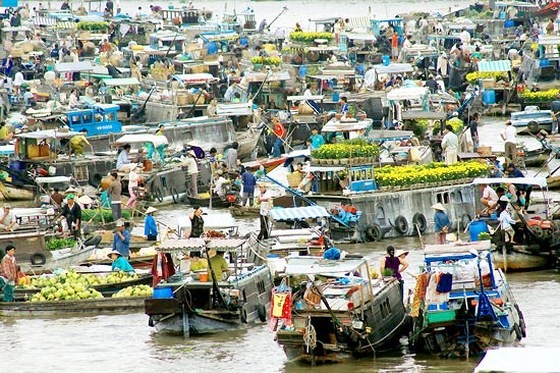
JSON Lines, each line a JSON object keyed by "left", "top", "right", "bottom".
{"left": 3, "top": 0, "right": 560, "bottom": 368}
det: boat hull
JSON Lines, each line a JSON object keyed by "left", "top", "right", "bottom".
{"left": 150, "top": 309, "right": 249, "bottom": 335}
{"left": 492, "top": 249, "right": 550, "bottom": 272}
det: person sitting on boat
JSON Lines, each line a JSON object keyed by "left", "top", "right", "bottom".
{"left": 308, "top": 127, "right": 325, "bottom": 150}
{"left": 143, "top": 206, "right": 158, "bottom": 241}
{"left": 214, "top": 170, "right": 230, "bottom": 198}
{"left": 116, "top": 144, "right": 132, "bottom": 170}
{"left": 497, "top": 196, "right": 517, "bottom": 248}
{"left": 61, "top": 194, "right": 81, "bottom": 238}
{"left": 108, "top": 250, "right": 134, "bottom": 273}
{"left": 0, "top": 204, "right": 17, "bottom": 232}
{"left": 380, "top": 245, "right": 408, "bottom": 296}
{"left": 432, "top": 203, "right": 449, "bottom": 245}
{"left": 208, "top": 249, "right": 229, "bottom": 281}
{"left": 0, "top": 245, "right": 17, "bottom": 302}
{"left": 480, "top": 183, "right": 499, "bottom": 214}
{"left": 113, "top": 220, "right": 131, "bottom": 258}
{"left": 189, "top": 206, "right": 205, "bottom": 238}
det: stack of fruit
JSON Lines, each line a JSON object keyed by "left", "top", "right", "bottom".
{"left": 112, "top": 285, "right": 153, "bottom": 298}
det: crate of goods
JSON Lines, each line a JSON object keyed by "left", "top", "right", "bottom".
{"left": 287, "top": 172, "right": 304, "bottom": 188}
{"left": 480, "top": 79, "right": 495, "bottom": 89}
{"left": 425, "top": 309, "right": 456, "bottom": 324}
{"left": 477, "top": 146, "right": 492, "bottom": 156}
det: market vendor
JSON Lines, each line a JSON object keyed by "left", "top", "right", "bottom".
{"left": 0, "top": 204, "right": 17, "bottom": 232}
{"left": 70, "top": 128, "right": 93, "bottom": 157}
{"left": 208, "top": 249, "right": 229, "bottom": 281}
{"left": 61, "top": 194, "right": 81, "bottom": 237}
{"left": 0, "top": 245, "right": 17, "bottom": 302}
{"left": 108, "top": 250, "right": 134, "bottom": 273}
{"left": 144, "top": 206, "right": 158, "bottom": 241}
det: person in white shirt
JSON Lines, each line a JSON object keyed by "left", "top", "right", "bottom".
{"left": 364, "top": 66, "right": 377, "bottom": 90}
{"left": 498, "top": 196, "right": 516, "bottom": 243}
{"left": 125, "top": 166, "right": 141, "bottom": 208}
{"left": 0, "top": 204, "right": 17, "bottom": 231}
{"left": 501, "top": 120, "right": 517, "bottom": 166}
{"left": 68, "top": 89, "right": 80, "bottom": 109}
{"left": 13, "top": 71, "right": 25, "bottom": 96}
{"left": 480, "top": 184, "right": 499, "bottom": 212}
{"left": 459, "top": 27, "right": 471, "bottom": 44}
{"left": 303, "top": 83, "right": 312, "bottom": 97}
{"left": 437, "top": 53, "right": 448, "bottom": 78}
{"left": 257, "top": 183, "right": 272, "bottom": 240}
{"left": 441, "top": 124, "right": 458, "bottom": 165}
{"left": 214, "top": 171, "right": 229, "bottom": 197}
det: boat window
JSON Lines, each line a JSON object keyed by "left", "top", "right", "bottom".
{"left": 436, "top": 192, "right": 450, "bottom": 204}
{"left": 160, "top": 176, "right": 168, "bottom": 189}
{"left": 256, "top": 280, "right": 266, "bottom": 294}
{"left": 106, "top": 112, "right": 115, "bottom": 121}
{"left": 83, "top": 113, "right": 93, "bottom": 124}
{"left": 70, "top": 114, "right": 81, "bottom": 124}
{"left": 242, "top": 289, "right": 247, "bottom": 302}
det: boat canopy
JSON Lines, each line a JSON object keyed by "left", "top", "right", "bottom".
{"left": 494, "top": 1, "right": 539, "bottom": 9}
{"left": 342, "top": 32, "right": 377, "bottom": 42}
{"left": 472, "top": 177, "right": 547, "bottom": 188}
{"left": 16, "top": 129, "right": 80, "bottom": 139}
{"left": 270, "top": 206, "right": 330, "bottom": 222}
{"left": 55, "top": 61, "right": 94, "bottom": 73}
{"left": 424, "top": 241, "right": 491, "bottom": 256}
{"left": 35, "top": 176, "right": 73, "bottom": 184}
{"left": 537, "top": 35, "right": 560, "bottom": 45}
{"left": 115, "top": 134, "right": 169, "bottom": 147}
{"left": 101, "top": 78, "right": 141, "bottom": 87}
{"left": 322, "top": 118, "right": 372, "bottom": 132}
{"left": 373, "top": 63, "right": 414, "bottom": 75}
{"left": 242, "top": 71, "right": 290, "bottom": 83}
{"left": 171, "top": 73, "right": 217, "bottom": 85}
{"left": 477, "top": 60, "right": 511, "bottom": 73}
{"left": 287, "top": 95, "right": 325, "bottom": 101}
{"left": 284, "top": 257, "right": 366, "bottom": 276}
{"left": 217, "top": 102, "right": 253, "bottom": 116}
{"left": 367, "top": 129, "right": 414, "bottom": 142}
{"left": 474, "top": 347, "right": 560, "bottom": 373}
{"left": 156, "top": 238, "right": 246, "bottom": 253}
{"left": 387, "top": 87, "right": 430, "bottom": 101}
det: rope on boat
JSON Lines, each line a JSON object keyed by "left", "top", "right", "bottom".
{"left": 304, "top": 317, "right": 317, "bottom": 353}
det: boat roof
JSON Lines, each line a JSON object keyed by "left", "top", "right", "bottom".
{"left": 373, "top": 63, "right": 414, "bottom": 75}
{"left": 287, "top": 95, "right": 325, "bottom": 101}
{"left": 284, "top": 257, "right": 366, "bottom": 276}
{"left": 270, "top": 206, "right": 330, "bottom": 221}
{"left": 322, "top": 118, "right": 372, "bottom": 132}
{"left": 367, "top": 129, "right": 414, "bottom": 142}
{"left": 35, "top": 176, "right": 73, "bottom": 184}
{"left": 386, "top": 87, "right": 430, "bottom": 101}
{"left": 156, "top": 238, "right": 246, "bottom": 253}
{"left": 55, "top": 61, "right": 94, "bottom": 73}
{"left": 477, "top": 60, "right": 511, "bottom": 73}
{"left": 101, "top": 77, "right": 141, "bottom": 86}
{"left": 242, "top": 71, "right": 290, "bottom": 83}
{"left": 172, "top": 73, "right": 217, "bottom": 84}
{"left": 424, "top": 240, "right": 491, "bottom": 256}
{"left": 474, "top": 347, "right": 560, "bottom": 373}
{"left": 216, "top": 102, "right": 253, "bottom": 116}
{"left": 472, "top": 177, "right": 547, "bottom": 188}
{"left": 495, "top": 1, "right": 539, "bottom": 9}
{"left": 115, "top": 134, "right": 169, "bottom": 146}
{"left": 16, "top": 129, "right": 80, "bottom": 139}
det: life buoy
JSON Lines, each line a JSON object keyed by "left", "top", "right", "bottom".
{"left": 527, "top": 120, "right": 539, "bottom": 133}
{"left": 171, "top": 187, "right": 179, "bottom": 204}
{"left": 256, "top": 304, "right": 267, "bottom": 322}
{"left": 365, "top": 224, "right": 383, "bottom": 242}
{"left": 460, "top": 214, "right": 472, "bottom": 231}
{"left": 412, "top": 213, "right": 427, "bottom": 233}
{"left": 273, "top": 120, "right": 287, "bottom": 139}
{"left": 394, "top": 216, "right": 409, "bottom": 235}
{"left": 30, "top": 253, "right": 46, "bottom": 266}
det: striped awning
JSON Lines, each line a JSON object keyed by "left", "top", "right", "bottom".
{"left": 270, "top": 206, "right": 331, "bottom": 221}
{"left": 477, "top": 60, "right": 511, "bottom": 73}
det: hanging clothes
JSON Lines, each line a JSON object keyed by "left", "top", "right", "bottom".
{"left": 436, "top": 272, "right": 453, "bottom": 293}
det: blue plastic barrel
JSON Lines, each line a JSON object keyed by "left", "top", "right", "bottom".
{"left": 206, "top": 42, "right": 218, "bottom": 55}
{"left": 469, "top": 220, "right": 489, "bottom": 241}
{"left": 153, "top": 287, "right": 173, "bottom": 299}
{"left": 332, "top": 92, "right": 340, "bottom": 102}
{"left": 298, "top": 65, "right": 308, "bottom": 78}
{"left": 240, "top": 37, "right": 248, "bottom": 47}
{"left": 504, "top": 20, "right": 515, "bottom": 28}
{"left": 482, "top": 90, "right": 496, "bottom": 105}
{"left": 382, "top": 55, "right": 390, "bottom": 66}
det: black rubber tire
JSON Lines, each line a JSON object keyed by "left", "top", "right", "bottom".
{"left": 531, "top": 225, "right": 544, "bottom": 239}
{"left": 460, "top": 214, "right": 472, "bottom": 231}
{"left": 171, "top": 187, "right": 179, "bottom": 204}
{"left": 394, "top": 216, "right": 409, "bottom": 235}
{"left": 412, "top": 213, "right": 427, "bottom": 233}
{"left": 365, "top": 224, "right": 383, "bottom": 242}
{"left": 256, "top": 304, "right": 267, "bottom": 322}
{"left": 30, "top": 253, "right": 46, "bottom": 266}
{"left": 515, "top": 304, "right": 527, "bottom": 338}
{"left": 240, "top": 305, "right": 248, "bottom": 323}
{"left": 527, "top": 120, "right": 539, "bottom": 133}
{"left": 153, "top": 185, "right": 163, "bottom": 202}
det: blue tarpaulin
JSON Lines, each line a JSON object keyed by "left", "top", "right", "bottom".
{"left": 270, "top": 206, "right": 331, "bottom": 221}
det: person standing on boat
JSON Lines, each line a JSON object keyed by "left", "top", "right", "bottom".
{"left": 501, "top": 120, "right": 518, "bottom": 166}
{"left": 61, "top": 194, "right": 81, "bottom": 238}
{"left": 50, "top": 188, "right": 64, "bottom": 209}
{"left": 108, "top": 250, "right": 134, "bottom": 273}
{"left": 144, "top": 207, "right": 158, "bottom": 241}
{"left": 108, "top": 171, "right": 122, "bottom": 221}
{"left": 379, "top": 245, "right": 408, "bottom": 296}
{"left": 469, "top": 113, "right": 480, "bottom": 151}
{"left": 432, "top": 203, "right": 450, "bottom": 245}
{"left": 125, "top": 165, "right": 141, "bottom": 208}
{"left": 258, "top": 19, "right": 267, "bottom": 33}
{"left": 497, "top": 196, "right": 517, "bottom": 248}
{"left": 257, "top": 183, "right": 272, "bottom": 240}
{"left": 340, "top": 97, "right": 349, "bottom": 115}
{"left": 241, "top": 167, "right": 256, "bottom": 207}
{"left": 225, "top": 142, "right": 239, "bottom": 171}
{"left": 189, "top": 206, "right": 204, "bottom": 238}
{"left": 441, "top": 125, "right": 458, "bottom": 165}
{"left": 184, "top": 150, "right": 199, "bottom": 197}
{"left": 0, "top": 204, "right": 17, "bottom": 232}
{"left": 0, "top": 245, "right": 17, "bottom": 302}
{"left": 113, "top": 220, "right": 130, "bottom": 258}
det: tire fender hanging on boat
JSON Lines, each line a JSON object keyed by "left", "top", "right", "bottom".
{"left": 152, "top": 183, "right": 163, "bottom": 202}
{"left": 412, "top": 213, "right": 427, "bottom": 233}
{"left": 365, "top": 224, "right": 383, "bottom": 242}
{"left": 394, "top": 216, "right": 409, "bottom": 235}
{"left": 30, "top": 253, "right": 46, "bottom": 266}
{"left": 460, "top": 214, "right": 472, "bottom": 231}
{"left": 527, "top": 120, "right": 539, "bottom": 133}
{"left": 171, "top": 187, "right": 179, "bottom": 204}
{"left": 240, "top": 305, "right": 249, "bottom": 323}
{"left": 256, "top": 304, "right": 267, "bottom": 322}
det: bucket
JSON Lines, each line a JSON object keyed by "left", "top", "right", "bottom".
{"left": 239, "top": 37, "right": 248, "bottom": 47}
{"left": 469, "top": 220, "right": 489, "bottom": 241}
{"left": 332, "top": 91, "right": 340, "bottom": 102}
{"left": 153, "top": 287, "right": 173, "bottom": 299}
{"left": 198, "top": 272, "right": 209, "bottom": 282}
{"left": 382, "top": 55, "right": 390, "bottom": 66}
{"left": 143, "top": 159, "right": 153, "bottom": 172}
{"left": 482, "top": 89, "right": 496, "bottom": 105}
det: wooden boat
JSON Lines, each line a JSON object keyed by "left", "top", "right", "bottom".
{"left": 274, "top": 256, "right": 408, "bottom": 364}
{"left": 409, "top": 241, "right": 526, "bottom": 358}
{"left": 0, "top": 297, "right": 147, "bottom": 317}
{"left": 0, "top": 181, "right": 35, "bottom": 201}
{"left": 533, "top": 1, "right": 560, "bottom": 18}
{"left": 491, "top": 247, "right": 550, "bottom": 272}
{"left": 145, "top": 238, "right": 274, "bottom": 336}
{"left": 187, "top": 194, "right": 233, "bottom": 208}
{"left": 228, "top": 205, "right": 260, "bottom": 217}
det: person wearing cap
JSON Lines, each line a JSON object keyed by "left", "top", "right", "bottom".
{"left": 432, "top": 203, "right": 450, "bottom": 245}
{"left": 257, "top": 183, "right": 272, "bottom": 240}
{"left": 189, "top": 206, "right": 204, "bottom": 238}
{"left": 0, "top": 204, "right": 17, "bottom": 232}
{"left": 208, "top": 249, "right": 229, "bottom": 281}
{"left": 380, "top": 245, "right": 409, "bottom": 296}
{"left": 0, "top": 245, "right": 17, "bottom": 301}
{"left": 70, "top": 128, "right": 93, "bottom": 157}
{"left": 108, "top": 171, "right": 122, "bottom": 221}
{"left": 501, "top": 120, "right": 517, "bottom": 166}
{"left": 61, "top": 194, "right": 81, "bottom": 237}
{"left": 113, "top": 220, "right": 131, "bottom": 258}
{"left": 108, "top": 250, "right": 134, "bottom": 273}
{"left": 442, "top": 124, "right": 458, "bottom": 165}
{"left": 497, "top": 196, "right": 517, "bottom": 245}
{"left": 144, "top": 207, "right": 158, "bottom": 241}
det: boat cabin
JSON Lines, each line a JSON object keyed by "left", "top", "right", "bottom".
{"left": 149, "top": 31, "right": 185, "bottom": 52}
{"left": 510, "top": 106, "right": 553, "bottom": 134}
{"left": 370, "top": 18, "right": 404, "bottom": 38}
{"left": 67, "top": 103, "right": 122, "bottom": 136}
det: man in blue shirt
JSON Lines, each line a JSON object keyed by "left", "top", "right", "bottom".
{"left": 113, "top": 220, "right": 131, "bottom": 257}
{"left": 432, "top": 202, "right": 450, "bottom": 245}
{"left": 241, "top": 167, "right": 257, "bottom": 206}
{"left": 308, "top": 128, "right": 325, "bottom": 150}
{"left": 340, "top": 96, "right": 349, "bottom": 114}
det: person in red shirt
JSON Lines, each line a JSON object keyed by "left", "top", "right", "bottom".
{"left": 0, "top": 245, "right": 17, "bottom": 302}
{"left": 391, "top": 32, "right": 399, "bottom": 61}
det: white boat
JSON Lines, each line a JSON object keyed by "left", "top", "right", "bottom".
{"left": 475, "top": 347, "right": 560, "bottom": 372}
